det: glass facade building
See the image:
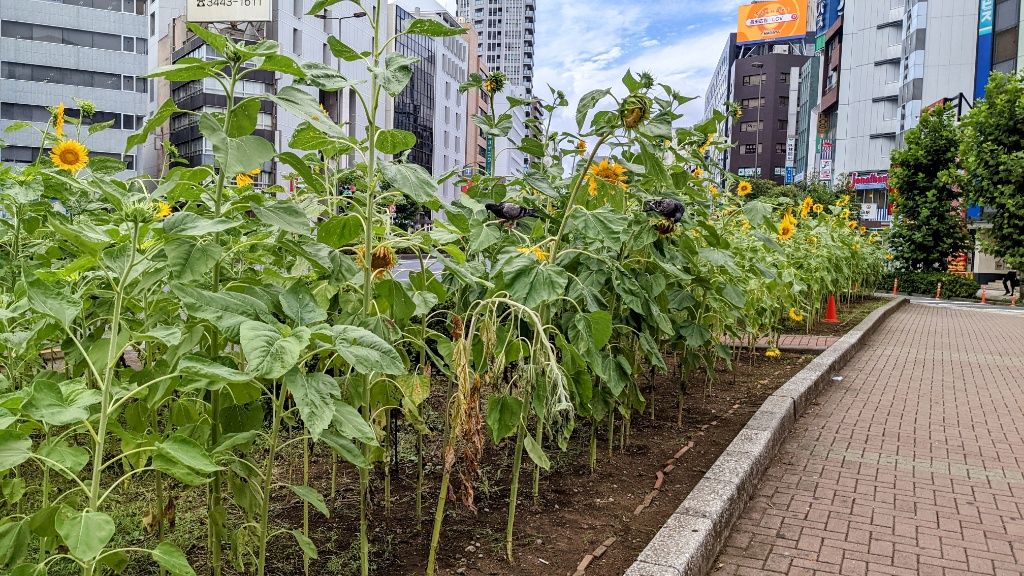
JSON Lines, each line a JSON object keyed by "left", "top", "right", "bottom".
{"left": 394, "top": 6, "right": 436, "bottom": 173}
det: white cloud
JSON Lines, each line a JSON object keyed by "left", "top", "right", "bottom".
{"left": 533, "top": 0, "right": 739, "bottom": 135}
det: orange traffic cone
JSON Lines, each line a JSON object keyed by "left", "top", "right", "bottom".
{"left": 981, "top": 287, "right": 987, "bottom": 304}
{"left": 823, "top": 294, "right": 840, "bottom": 324}
{"left": 935, "top": 282, "right": 943, "bottom": 300}
{"left": 1012, "top": 296, "right": 1018, "bottom": 307}
{"left": 892, "top": 277, "right": 899, "bottom": 296}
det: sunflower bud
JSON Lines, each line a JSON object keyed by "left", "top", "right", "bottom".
{"left": 482, "top": 71, "right": 507, "bottom": 94}
{"left": 638, "top": 71, "right": 655, "bottom": 90}
{"left": 122, "top": 200, "right": 156, "bottom": 225}
{"left": 619, "top": 93, "right": 653, "bottom": 130}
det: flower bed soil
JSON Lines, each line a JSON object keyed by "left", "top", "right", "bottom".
{"left": 256, "top": 350, "right": 817, "bottom": 576}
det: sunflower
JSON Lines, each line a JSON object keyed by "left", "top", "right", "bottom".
{"left": 516, "top": 246, "right": 548, "bottom": 262}
{"left": 812, "top": 203, "right": 824, "bottom": 214}
{"left": 847, "top": 220, "right": 858, "bottom": 230}
{"left": 692, "top": 167, "right": 703, "bottom": 178}
{"left": 235, "top": 169, "right": 260, "bottom": 187}
{"left": 783, "top": 208, "right": 797, "bottom": 227}
{"left": 778, "top": 219, "right": 796, "bottom": 241}
{"left": 699, "top": 133, "right": 714, "bottom": 154}
{"left": 653, "top": 220, "right": 676, "bottom": 236}
{"left": 54, "top": 102, "right": 66, "bottom": 138}
{"left": 859, "top": 226, "right": 867, "bottom": 235}
{"left": 737, "top": 181, "right": 752, "bottom": 197}
{"left": 154, "top": 201, "right": 172, "bottom": 220}
{"left": 50, "top": 139, "right": 89, "bottom": 173}
{"left": 808, "top": 235, "right": 818, "bottom": 245}
{"left": 869, "top": 232, "right": 880, "bottom": 244}
{"left": 799, "top": 196, "right": 814, "bottom": 219}
{"left": 837, "top": 194, "right": 850, "bottom": 207}
{"left": 586, "top": 159, "right": 629, "bottom": 196}
{"left": 709, "top": 184, "right": 719, "bottom": 197}
{"left": 740, "top": 219, "right": 751, "bottom": 232}
{"left": 841, "top": 208, "right": 850, "bottom": 220}
{"left": 788, "top": 308, "right": 804, "bottom": 322}
{"left": 886, "top": 254, "right": 894, "bottom": 261}
{"left": 765, "top": 348, "right": 781, "bottom": 359}
{"left": 576, "top": 140, "right": 587, "bottom": 153}
{"left": 852, "top": 242, "right": 861, "bottom": 252}
{"left": 355, "top": 245, "right": 398, "bottom": 277}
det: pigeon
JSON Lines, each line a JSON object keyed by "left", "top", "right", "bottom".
{"left": 485, "top": 202, "right": 537, "bottom": 223}
{"left": 644, "top": 198, "right": 686, "bottom": 223}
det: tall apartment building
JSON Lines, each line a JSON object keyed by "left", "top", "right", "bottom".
{"left": 463, "top": 18, "right": 489, "bottom": 175}
{"left": 1, "top": 0, "right": 149, "bottom": 172}
{"left": 455, "top": 0, "right": 535, "bottom": 98}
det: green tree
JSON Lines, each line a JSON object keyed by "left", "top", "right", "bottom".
{"left": 888, "top": 104, "right": 969, "bottom": 270}
{"left": 959, "top": 72, "right": 1024, "bottom": 264}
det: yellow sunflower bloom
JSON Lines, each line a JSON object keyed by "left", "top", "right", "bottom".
{"left": 837, "top": 194, "right": 850, "bottom": 207}
{"left": 859, "top": 226, "right": 867, "bottom": 235}
{"left": 698, "top": 133, "right": 714, "bottom": 155}
{"left": 516, "top": 246, "right": 548, "bottom": 262}
{"left": 586, "top": 159, "right": 629, "bottom": 196}
{"left": 235, "top": 169, "right": 260, "bottom": 188}
{"left": 577, "top": 140, "right": 587, "bottom": 153}
{"left": 692, "top": 167, "right": 704, "bottom": 178}
{"left": 788, "top": 308, "right": 804, "bottom": 322}
{"left": 155, "top": 201, "right": 172, "bottom": 220}
{"left": 50, "top": 139, "right": 89, "bottom": 173}
{"left": 741, "top": 219, "right": 751, "bottom": 232}
{"left": 847, "top": 220, "right": 858, "bottom": 230}
{"left": 812, "top": 203, "right": 824, "bottom": 214}
{"left": 737, "top": 181, "right": 752, "bottom": 197}
{"left": 841, "top": 208, "right": 850, "bottom": 220}
{"left": 765, "top": 348, "right": 781, "bottom": 359}
{"left": 709, "top": 184, "right": 719, "bottom": 197}
{"left": 886, "top": 254, "right": 894, "bottom": 261}
{"left": 54, "top": 102, "right": 66, "bottom": 139}
{"left": 778, "top": 219, "right": 796, "bottom": 241}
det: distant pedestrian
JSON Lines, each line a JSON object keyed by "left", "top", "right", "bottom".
{"left": 1003, "top": 269, "right": 1018, "bottom": 296}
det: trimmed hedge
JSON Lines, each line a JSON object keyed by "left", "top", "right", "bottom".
{"left": 878, "top": 271, "right": 980, "bottom": 299}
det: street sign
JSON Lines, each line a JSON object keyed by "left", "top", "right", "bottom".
{"left": 819, "top": 159, "right": 833, "bottom": 181}
{"left": 187, "top": 0, "right": 272, "bottom": 23}
{"left": 785, "top": 167, "right": 794, "bottom": 184}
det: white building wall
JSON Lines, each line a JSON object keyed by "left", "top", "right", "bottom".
{"left": 833, "top": 0, "right": 905, "bottom": 176}
{"left": 494, "top": 85, "right": 527, "bottom": 178}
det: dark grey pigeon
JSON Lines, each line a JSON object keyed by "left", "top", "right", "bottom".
{"left": 485, "top": 202, "right": 537, "bottom": 223}
{"left": 643, "top": 198, "right": 686, "bottom": 223}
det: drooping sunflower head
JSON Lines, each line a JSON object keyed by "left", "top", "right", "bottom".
{"left": 699, "top": 132, "right": 714, "bottom": 154}
{"left": 737, "top": 181, "right": 752, "bottom": 197}
{"left": 859, "top": 226, "right": 867, "bottom": 235}
{"left": 765, "top": 347, "right": 781, "bottom": 359}
{"left": 53, "top": 102, "right": 66, "bottom": 138}
{"left": 154, "top": 201, "right": 172, "bottom": 220}
{"left": 50, "top": 139, "right": 89, "bottom": 173}
{"left": 576, "top": 139, "right": 587, "bottom": 154}
{"left": 847, "top": 220, "right": 858, "bottom": 230}
{"left": 235, "top": 169, "right": 260, "bottom": 188}
{"left": 778, "top": 219, "right": 796, "bottom": 241}
{"left": 355, "top": 245, "right": 398, "bottom": 277}
{"left": 869, "top": 232, "right": 880, "bottom": 244}
{"left": 586, "top": 159, "right": 629, "bottom": 196}
{"left": 788, "top": 308, "right": 804, "bottom": 322}
{"left": 619, "top": 93, "right": 653, "bottom": 130}
{"left": 783, "top": 208, "right": 797, "bottom": 227}
{"left": 653, "top": 219, "right": 676, "bottom": 236}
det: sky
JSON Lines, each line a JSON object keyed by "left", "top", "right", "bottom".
{"left": 444, "top": 0, "right": 745, "bottom": 134}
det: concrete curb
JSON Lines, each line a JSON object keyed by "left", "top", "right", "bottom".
{"left": 624, "top": 296, "right": 909, "bottom": 576}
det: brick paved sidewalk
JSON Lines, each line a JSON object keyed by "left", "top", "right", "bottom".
{"left": 715, "top": 304, "right": 1024, "bottom": 575}
{"left": 723, "top": 335, "right": 841, "bottom": 352}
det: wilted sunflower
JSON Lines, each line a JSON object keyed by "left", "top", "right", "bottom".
{"left": 778, "top": 219, "right": 796, "bottom": 241}
{"left": 355, "top": 245, "right": 398, "bottom": 277}
{"left": 812, "top": 203, "right": 824, "bottom": 214}
{"left": 54, "top": 102, "right": 66, "bottom": 138}
{"left": 619, "top": 93, "right": 653, "bottom": 130}
{"left": 788, "top": 308, "right": 804, "bottom": 322}
{"left": 516, "top": 246, "right": 548, "bottom": 262}
{"left": 869, "top": 232, "right": 880, "bottom": 244}
{"left": 765, "top": 348, "right": 781, "bottom": 359}
{"left": 698, "top": 133, "right": 714, "bottom": 154}
{"left": 50, "top": 139, "right": 89, "bottom": 173}
{"left": 737, "top": 181, "right": 752, "bottom": 197}
{"left": 154, "top": 201, "right": 172, "bottom": 220}
{"left": 653, "top": 219, "right": 676, "bottom": 236}
{"left": 586, "top": 159, "right": 628, "bottom": 196}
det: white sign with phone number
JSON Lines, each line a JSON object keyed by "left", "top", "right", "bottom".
{"left": 187, "top": 0, "right": 272, "bottom": 22}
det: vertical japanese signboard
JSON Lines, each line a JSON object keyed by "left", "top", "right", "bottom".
{"left": 974, "top": 0, "right": 994, "bottom": 99}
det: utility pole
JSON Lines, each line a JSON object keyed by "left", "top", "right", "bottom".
{"left": 752, "top": 61, "right": 764, "bottom": 179}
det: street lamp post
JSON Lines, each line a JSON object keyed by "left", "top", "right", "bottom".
{"left": 752, "top": 61, "right": 764, "bottom": 180}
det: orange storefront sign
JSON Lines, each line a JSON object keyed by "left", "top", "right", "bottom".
{"left": 737, "top": 1, "right": 807, "bottom": 45}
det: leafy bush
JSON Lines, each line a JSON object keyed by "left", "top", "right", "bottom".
{"left": 879, "top": 271, "right": 979, "bottom": 298}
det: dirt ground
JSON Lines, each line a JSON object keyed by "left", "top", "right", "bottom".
{"left": 253, "top": 350, "right": 816, "bottom": 576}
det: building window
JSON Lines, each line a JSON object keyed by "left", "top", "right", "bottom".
{"left": 150, "top": 11, "right": 155, "bottom": 37}
{"left": 779, "top": 96, "right": 789, "bottom": 108}
{"left": 741, "top": 97, "right": 764, "bottom": 109}
{"left": 775, "top": 143, "right": 786, "bottom": 154}
{"left": 740, "top": 121, "right": 762, "bottom": 132}
{"left": 1, "top": 20, "right": 137, "bottom": 53}
{"left": 742, "top": 73, "right": 765, "bottom": 86}
{"left": 777, "top": 119, "right": 788, "bottom": 131}
{"left": 779, "top": 72, "right": 790, "bottom": 84}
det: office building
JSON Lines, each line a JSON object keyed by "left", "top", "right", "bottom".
{"left": 462, "top": 17, "right": 489, "bottom": 175}
{"left": 456, "top": 0, "right": 535, "bottom": 98}
{"left": 0, "top": 0, "right": 149, "bottom": 172}
{"left": 975, "top": 0, "right": 1024, "bottom": 98}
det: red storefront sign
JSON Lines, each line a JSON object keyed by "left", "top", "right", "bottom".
{"left": 851, "top": 172, "right": 889, "bottom": 189}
